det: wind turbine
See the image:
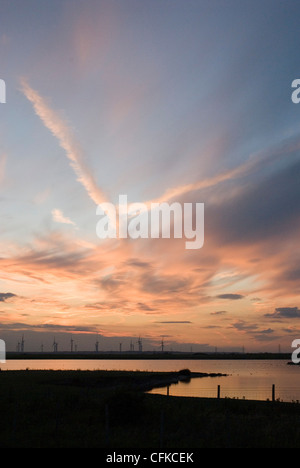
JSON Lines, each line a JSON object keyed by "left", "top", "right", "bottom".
{"left": 53, "top": 338, "right": 58, "bottom": 353}
{"left": 21, "top": 335, "right": 25, "bottom": 353}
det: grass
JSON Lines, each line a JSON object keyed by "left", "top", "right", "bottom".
{"left": 0, "top": 369, "right": 300, "bottom": 448}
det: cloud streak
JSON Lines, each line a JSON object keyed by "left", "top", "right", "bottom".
{"left": 217, "top": 294, "right": 244, "bottom": 300}
{"left": 265, "top": 307, "right": 300, "bottom": 319}
{"left": 52, "top": 209, "right": 76, "bottom": 226}
{"left": 20, "top": 79, "right": 108, "bottom": 206}
{"left": 155, "top": 321, "right": 192, "bottom": 324}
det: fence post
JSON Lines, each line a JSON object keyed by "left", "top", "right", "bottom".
{"left": 217, "top": 385, "right": 221, "bottom": 399}
{"left": 272, "top": 384, "right": 275, "bottom": 402}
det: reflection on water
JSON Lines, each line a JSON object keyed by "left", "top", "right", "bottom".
{"left": 2, "top": 359, "right": 300, "bottom": 402}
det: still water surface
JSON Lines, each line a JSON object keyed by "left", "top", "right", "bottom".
{"left": 2, "top": 359, "right": 300, "bottom": 402}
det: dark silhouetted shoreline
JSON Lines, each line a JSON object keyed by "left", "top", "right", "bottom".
{"left": 6, "top": 351, "right": 291, "bottom": 360}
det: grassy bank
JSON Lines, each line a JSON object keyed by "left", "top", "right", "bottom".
{"left": 0, "top": 369, "right": 299, "bottom": 448}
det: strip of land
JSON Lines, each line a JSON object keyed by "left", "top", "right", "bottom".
{"left": 36, "top": 368, "right": 228, "bottom": 392}
{"left": 0, "top": 368, "right": 299, "bottom": 448}
{"left": 6, "top": 351, "right": 291, "bottom": 360}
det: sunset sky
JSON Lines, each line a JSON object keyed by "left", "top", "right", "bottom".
{"left": 1, "top": 0, "right": 300, "bottom": 352}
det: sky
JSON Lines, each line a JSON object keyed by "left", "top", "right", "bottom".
{"left": 1, "top": 0, "right": 300, "bottom": 352}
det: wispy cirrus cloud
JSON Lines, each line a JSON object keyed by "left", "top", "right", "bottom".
{"left": 20, "top": 79, "right": 108, "bottom": 206}
{"left": 145, "top": 133, "right": 300, "bottom": 207}
{"left": 52, "top": 209, "right": 76, "bottom": 227}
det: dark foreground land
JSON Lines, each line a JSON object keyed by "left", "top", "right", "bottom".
{"left": 1, "top": 369, "right": 300, "bottom": 448}
{"left": 6, "top": 351, "right": 291, "bottom": 360}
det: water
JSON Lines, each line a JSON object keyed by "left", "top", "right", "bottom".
{"left": 2, "top": 359, "right": 300, "bottom": 402}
